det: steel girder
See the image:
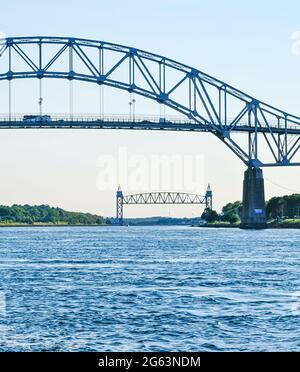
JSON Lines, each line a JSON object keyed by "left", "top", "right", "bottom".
{"left": 0, "top": 115, "right": 300, "bottom": 137}
{"left": 119, "top": 191, "right": 212, "bottom": 223}
{"left": 1, "top": 36, "right": 300, "bottom": 167}
{"left": 123, "top": 192, "right": 209, "bottom": 207}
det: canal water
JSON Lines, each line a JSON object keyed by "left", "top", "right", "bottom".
{"left": 0, "top": 226, "right": 299, "bottom": 351}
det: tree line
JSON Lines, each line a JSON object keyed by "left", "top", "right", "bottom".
{"left": 201, "top": 194, "right": 300, "bottom": 224}
{"left": 0, "top": 204, "right": 106, "bottom": 225}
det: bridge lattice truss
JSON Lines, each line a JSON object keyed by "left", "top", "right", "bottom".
{"left": 123, "top": 192, "right": 209, "bottom": 206}
{"left": 1, "top": 36, "right": 300, "bottom": 167}
{"left": 116, "top": 191, "right": 212, "bottom": 225}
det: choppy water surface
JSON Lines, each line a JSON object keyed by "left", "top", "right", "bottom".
{"left": 0, "top": 226, "right": 299, "bottom": 351}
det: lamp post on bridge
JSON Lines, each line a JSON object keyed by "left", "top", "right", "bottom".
{"left": 38, "top": 97, "right": 43, "bottom": 116}
{"left": 128, "top": 96, "right": 136, "bottom": 122}
{"left": 38, "top": 79, "right": 43, "bottom": 116}
{"left": 132, "top": 97, "right": 136, "bottom": 122}
{"left": 129, "top": 101, "right": 132, "bottom": 122}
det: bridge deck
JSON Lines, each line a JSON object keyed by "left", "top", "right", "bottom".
{"left": 1, "top": 118, "right": 300, "bottom": 135}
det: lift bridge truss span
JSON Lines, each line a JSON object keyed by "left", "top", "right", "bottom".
{"left": 116, "top": 188, "right": 213, "bottom": 225}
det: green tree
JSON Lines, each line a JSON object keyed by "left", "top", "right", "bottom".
{"left": 201, "top": 208, "right": 219, "bottom": 223}
{"left": 0, "top": 204, "right": 105, "bottom": 225}
{"left": 0, "top": 206, "right": 11, "bottom": 217}
{"left": 267, "top": 194, "right": 300, "bottom": 219}
{"left": 221, "top": 201, "right": 242, "bottom": 224}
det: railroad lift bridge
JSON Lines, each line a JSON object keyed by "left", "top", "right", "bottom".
{"left": 116, "top": 185, "right": 213, "bottom": 226}
{"left": 1, "top": 36, "right": 300, "bottom": 228}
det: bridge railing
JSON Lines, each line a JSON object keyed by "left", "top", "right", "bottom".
{"left": 1, "top": 114, "right": 300, "bottom": 131}
{"left": 0, "top": 114, "right": 195, "bottom": 124}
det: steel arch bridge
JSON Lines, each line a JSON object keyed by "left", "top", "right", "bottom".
{"left": 116, "top": 186, "right": 213, "bottom": 226}
{"left": 0, "top": 36, "right": 300, "bottom": 168}
{"left": 0, "top": 35, "right": 300, "bottom": 227}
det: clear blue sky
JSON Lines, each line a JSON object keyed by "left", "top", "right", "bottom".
{"left": 0, "top": 0, "right": 300, "bottom": 217}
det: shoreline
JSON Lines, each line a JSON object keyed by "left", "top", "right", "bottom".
{"left": 0, "top": 223, "right": 299, "bottom": 229}
{"left": 0, "top": 224, "right": 109, "bottom": 228}
{"left": 196, "top": 223, "right": 300, "bottom": 229}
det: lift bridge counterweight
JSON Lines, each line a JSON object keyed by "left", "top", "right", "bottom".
{"left": 116, "top": 185, "right": 213, "bottom": 226}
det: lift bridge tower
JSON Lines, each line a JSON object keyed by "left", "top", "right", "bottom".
{"left": 116, "top": 185, "right": 213, "bottom": 226}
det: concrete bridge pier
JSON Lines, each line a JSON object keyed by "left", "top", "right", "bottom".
{"left": 241, "top": 167, "right": 267, "bottom": 229}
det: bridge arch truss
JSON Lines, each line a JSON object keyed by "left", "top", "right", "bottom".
{"left": 0, "top": 36, "right": 300, "bottom": 167}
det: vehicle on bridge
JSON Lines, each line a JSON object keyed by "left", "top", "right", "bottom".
{"left": 23, "top": 115, "right": 52, "bottom": 123}
{"left": 159, "top": 118, "right": 171, "bottom": 124}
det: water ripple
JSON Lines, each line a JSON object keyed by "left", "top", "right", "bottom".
{"left": 0, "top": 226, "right": 299, "bottom": 351}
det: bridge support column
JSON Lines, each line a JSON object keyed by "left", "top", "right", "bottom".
{"left": 241, "top": 167, "right": 267, "bottom": 229}
{"left": 205, "top": 184, "right": 213, "bottom": 210}
{"left": 116, "top": 186, "right": 124, "bottom": 226}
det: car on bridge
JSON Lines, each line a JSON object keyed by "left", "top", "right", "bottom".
{"left": 23, "top": 115, "right": 52, "bottom": 123}
{"left": 159, "top": 118, "right": 171, "bottom": 124}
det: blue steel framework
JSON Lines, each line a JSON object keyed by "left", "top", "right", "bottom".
{"left": 0, "top": 114, "right": 300, "bottom": 137}
{"left": 116, "top": 186, "right": 213, "bottom": 226}
{"left": 0, "top": 36, "right": 300, "bottom": 167}
{"left": 1, "top": 36, "right": 300, "bottom": 228}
